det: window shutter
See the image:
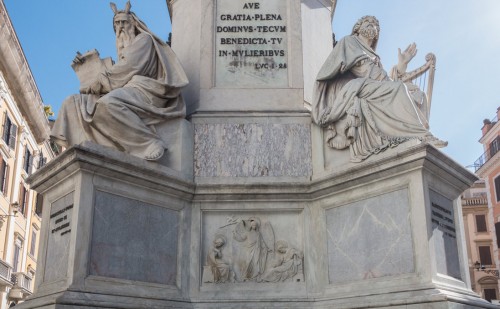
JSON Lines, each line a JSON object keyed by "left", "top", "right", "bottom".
{"left": 495, "top": 177, "right": 500, "bottom": 202}
{"left": 28, "top": 151, "right": 33, "bottom": 174}
{"left": 479, "top": 246, "right": 493, "bottom": 265}
{"left": 9, "top": 123, "right": 17, "bottom": 149}
{"left": 12, "top": 245, "right": 20, "bottom": 272}
{"left": 35, "top": 193, "right": 43, "bottom": 216}
{"left": 4, "top": 165, "right": 9, "bottom": 196}
{"left": 2, "top": 114, "right": 8, "bottom": 144}
{"left": 0, "top": 159, "right": 5, "bottom": 193}
{"left": 22, "top": 147, "right": 27, "bottom": 172}
{"left": 19, "top": 184, "right": 25, "bottom": 215}
{"left": 475, "top": 215, "right": 487, "bottom": 232}
{"left": 38, "top": 153, "right": 46, "bottom": 169}
{"left": 30, "top": 230, "right": 37, "bottom": 256}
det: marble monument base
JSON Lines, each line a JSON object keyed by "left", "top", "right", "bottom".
{"left": 17, "top": 143, "right": 495, "bottom": 308}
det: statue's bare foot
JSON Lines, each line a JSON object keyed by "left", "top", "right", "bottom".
{"left": 144, "top": 141, "right": 166, "bottom": 161}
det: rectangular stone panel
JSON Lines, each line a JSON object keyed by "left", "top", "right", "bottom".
{"left": 44, "top": 192, "right": 74, "bottom": 283}
{"left": 430, "top": 190, "right": 461, "bottom": 279}
{"left": 215, "top": 0, "right": 288, "bottom": 87}
{"left": 90, "top": 191, "right": 179, "bottom": 285}
{"left": 201, "top": 210, "right": 303, "bottom": 284}
{"left": 194, "top": 122, "right": 312, "bottom": 177}
{"left": 326, "top": 189, "right": 414, "bottom": 284}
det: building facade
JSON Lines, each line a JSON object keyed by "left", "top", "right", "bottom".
{"left": 0, "top": 1, "right": 56, "bottom": 307}
{"left": 462, "top": 180, "right": 500, "bottom": 302}
{"left": 476, "top": 109, "right": 500, "bottom": 260}
{"left": 469, "top": 106, "right": 500, "bottom": 304}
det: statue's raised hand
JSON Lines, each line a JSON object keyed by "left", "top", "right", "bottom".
{"left": 397, "top": 43, "right": 417, "bottom": 74}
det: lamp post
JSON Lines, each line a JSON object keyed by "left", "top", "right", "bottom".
{"left": 0, "top": 202, "right": 19, "bottom": 231}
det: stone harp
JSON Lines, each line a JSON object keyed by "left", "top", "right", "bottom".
{"left": 399, "top": 53, "right": 436, "bottom": 120}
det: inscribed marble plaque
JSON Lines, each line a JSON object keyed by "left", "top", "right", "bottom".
{"left": 44, "top": 192, "right": 74, "bottom": 283}
{"left": 90, "top": 191, "right": 179, "bottom": 285}
{"left": 430, "top": 190, "right": 461, "bottom": 279}
{"left": 215, "top": 0, "right": 288, "bottom": 87}
{"left": 326, "top": 189, "right": 414, "bottom": 284}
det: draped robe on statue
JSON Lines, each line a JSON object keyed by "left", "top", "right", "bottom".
{"left": 312, "top": 35, "right": 431, "bottom": 162}
{"left": 51, "top": 29, "right": 188, "bottom": 159}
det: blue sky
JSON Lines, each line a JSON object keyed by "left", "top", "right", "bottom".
{"left": 4, "top": 0, "right": 500, "bottom": 168}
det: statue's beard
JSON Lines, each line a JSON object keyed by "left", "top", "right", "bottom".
{"left": 116, "top": 29, "right": 135, "bottom": 59}
{"left": 360, "top": 27, "right": 378, "bottom": 41}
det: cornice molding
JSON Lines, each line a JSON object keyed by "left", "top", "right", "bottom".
{"left": 0, "top": 2, "right": 50, "bottom": 144}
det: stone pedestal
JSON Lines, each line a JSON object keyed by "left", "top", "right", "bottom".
{"left": 17, "top": 144, "right": 195, "bottom": 309}
{"left": 16, "top": 143, "right": 496, "bottom": 308}
{"left": 14, "top": 1, "right": 495, "bottom": 308}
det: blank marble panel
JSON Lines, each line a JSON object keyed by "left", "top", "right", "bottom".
{"left": 44, "top": 192, "right": 74, "bottom": 283}
{"left": 90, "top": 191, "right": 179, "bottom": 285}
{"left": 326, "top": 189, "right": 414, "bottom": 284}
{"left": 429, "top": 190, "right": 461, "bottom": 280}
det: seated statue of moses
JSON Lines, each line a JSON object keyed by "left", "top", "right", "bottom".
{"left": 312, "top": 16, "right": 446, "bottom": 163}
{"left": 51, "top": 1, "right": 188, "bottom": 160}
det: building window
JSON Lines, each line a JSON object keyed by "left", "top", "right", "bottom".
{"left": 18, "top": 183, "right": 28, "bottom": 216}
{"left": 496, "top": 223, "right": 500, "bottom": 248}
{"left": 490, "top": 136, "right": 500, "bottom": 159}
{"left": 30, "top": 229, "right": 37, "bottom": 257}
{"left": 12, "top": 243, "right": 21, "bottom": 272}
{"left": 23, "top": 147, "right": 33, "bottom": 174}
{"left": 2, "top": 114, "right": 17, "bottom": 150}
{"left": 476, "top": 215, "right": 488, "bottom": 232}
{"left": 0, "top": 157, "right": 8, "bottom": 195}
{"left": 35, "top": 193, "right": 43, "bottom": 217}
{"left": 38, "top": 152, "right": 46, "bottom": 169}
{"left": 484, "top": 288, "right": 497, "bottom": 303}
{"left": 479, "top": 246, "right": 493, "bottom": 266}
{"left": 496, "top": 176, "right": 500, "bottom": 202}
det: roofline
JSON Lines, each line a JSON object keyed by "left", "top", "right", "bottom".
{"left": 0, "top": 1, "right": 50, "bottom": 143}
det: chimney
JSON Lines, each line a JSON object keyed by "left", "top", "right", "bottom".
{"left": 482, "top": 119, "right": 492, "bottom": 136}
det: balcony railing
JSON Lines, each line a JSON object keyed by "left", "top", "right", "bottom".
{"left": 474, "top": 135, "right": 500, "bottom": 172}
{"left": 0, "top": 259, "right": 12, "bottom": 284}
{"left": 462, "top": 197, "right": 488, "bottom": 206}
{"left": 11, "top": 272, "right": 32, "bottom": 293}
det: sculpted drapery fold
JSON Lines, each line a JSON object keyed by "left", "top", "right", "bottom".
{"left": 51, "top": 2, "right": 188, "bottom": 160}
{"left": 312, "top": 16, "right": 444, "bottom": 162}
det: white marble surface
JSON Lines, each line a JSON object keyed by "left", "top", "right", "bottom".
{"left": 326, "top": 188, "right": 414, "bottom": 284}
{"left": 215, "top": 0, "right": 288, "bottom": 87}
{"left": 16, "top": 144, "right": 498, "bottom": 308}
{"left": 90, "top": 190, "right": 179, "bottom": 285}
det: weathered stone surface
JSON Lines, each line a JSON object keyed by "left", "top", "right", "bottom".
{"left": 326, "top": 189, "right": 414, "bottom": 284}
{"left": 194, "top": 122, "right": 312, "bottom": 177}
{"left": 44, "top": 192, "right": 74, "bottom": 284}
{"left": 90, "top": 191, "right": 179, "bottom": 285}
{"left": 215, "top": 0, "right": 288, "bottom": 87}
{"left": 430, "top": 189, "right": 461, "bottom": 279}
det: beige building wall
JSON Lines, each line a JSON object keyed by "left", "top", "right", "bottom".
{"left": 0, "top": 1, "right": 56, "bottom": 308}
{"left": 462, "top": 181, "right": 500, "bottom": 302}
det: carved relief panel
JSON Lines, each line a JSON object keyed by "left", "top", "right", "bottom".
{"left": 202, "top": 211, "right": 304, "bottom": 284}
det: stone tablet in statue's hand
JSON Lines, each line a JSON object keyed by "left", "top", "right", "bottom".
{"left": 72, "top": 52, "right": 85, "bottom": 66}
{"left": 79, "top": 79, "right": 102, "bottom": 95}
